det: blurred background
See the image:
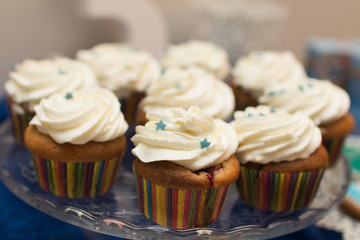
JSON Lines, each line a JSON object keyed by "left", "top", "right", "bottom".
{"left": 1, "top": 0, "right": 360, "bottom": 94}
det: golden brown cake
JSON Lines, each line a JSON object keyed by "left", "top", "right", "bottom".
{"left": 133, "top": 155, "right": 239, "bottom": 190}
{"left": 244, "top": 146, "right": 328, "bottom": 173}
{"left": 25, "top": 125, "right": 126, "bottom": 163}
{"left": 320, "top": 113, "right": 355, "bottom": 166}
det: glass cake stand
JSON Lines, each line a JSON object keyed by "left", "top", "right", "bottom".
{"left": 0, "top": 120, "right": 350, "bottom": 240}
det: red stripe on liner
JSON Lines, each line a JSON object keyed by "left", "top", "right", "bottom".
{"left": 82, "top": 163, "right": 89, "bottom": 198}
{"left": 39, "top": 157, "right": 49, "bottom": 192}
{"left": 282, "top": 173, "right": 291, "bottom": 211}
{"left": 182, "top": 190, "right": 191, "bottom": 229}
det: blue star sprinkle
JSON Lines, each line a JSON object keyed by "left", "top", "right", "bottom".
{"left": 64, "top": 92, "right": 73, "bottom": 100}
{"left": 299, "top": 85, "right": 305, "bottom": 92}
{"left": 58, "top": 69, "right": 66, "bottom": 75}
{"left": 259, "top": 113, "right": 266, "bottom": 117}
{"left": 269, "top": 91, "right": 276, "bottom": 97}
{"left": 308, "top": 82, "right": 314, "bottom": 88}
{"left": 175, "top": 84, "right": 182, "bottom": 90}
{"left": 270, "top": 107, "right": 276, "bottom": 113}
{"left": 247, "top": 113, "right": 254, "bottom": 118}
{"left": 155, "top": 120, "right": 166, "bottom": 131}
{"left": 10, "top": 63, "right": 16, "bottom": 70}
{"left": 200, "top": 138, "right": 211, "bottom": 149}
{"left": 161, "top": 68, "right": 166, "bottom": 75}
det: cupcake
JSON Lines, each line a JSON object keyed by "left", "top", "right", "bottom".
{"left": 137, "top": 67, "right": 235, "bottom": 124}
{"left": 5, "top": 57, "right": 98, "bottom": 145}
{"left": 231, "top": 105, "right": 328, "bottom": 212}
{"left": 131, "top": 106, "right": 239, "bottom": 228}
{"left": 24, "top": 86, "right": 128, "bottom": 198}
{"left": 259, "top": 78, "right": 355, "bottom": 166}
{"left": 161, "top": 40, "right": 231, "bottom": 81}
{"left": 231, "top": 51, "right": 306, "bottom": 110}
{"left": 76, "top": 42, "right": 161, "bottom": 124}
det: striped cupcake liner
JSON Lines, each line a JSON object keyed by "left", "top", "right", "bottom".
{"left": 31, "top": 154, "right": 123, "bottom": 198}
{"left": 236, "top": 165, "right": 326, "bottom": 212}
{"left": 133, "top": 170, "right": 231, "bottom": 229}
{"left": 6, "top": 102, "right": 33, "bottom": 146}
{"left": 323, "top": 136, "right": 346, "bottom": 167}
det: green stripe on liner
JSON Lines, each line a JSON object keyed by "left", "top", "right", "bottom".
{"left": 295, "top": 171, "right": 311, "bottom": 210}
{"left": 46, "top": 159, "right": 54, "bottom": 194}
{"left": 271, "top": 173, "right": 280, "bottom": 211}
{"left": 96, "top": 161, "right": 105, "bottom": 196}
{"left": 294, "top": 172, "right": 307, "bottom": 210}
{"left": 187, "top": 190, "right": 197, "bottom": 228}
{"left": 204, "top": 189, "right": 218, "bottom": 225}
{"left": 77, "top": 163, "right": 85, "bottom": 198}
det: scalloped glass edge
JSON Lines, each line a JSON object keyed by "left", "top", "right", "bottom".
{"left": 0, "top": 119, "right": 351, "bottom": 240}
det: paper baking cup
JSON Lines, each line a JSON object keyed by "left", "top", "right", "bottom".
{"left": 31, "top": 155, "right": 123, "bottom": 198}
{"left": 133, "top": 170, "right": 231, "bottom": 229}
{"left": 236, "top": 165, "right": 326, "bottom": 212}
{"left": 7, "top": 103, "right": 33, "bottom": 146}
{"left": 323, "top": 137, "right": 346, "bottom": 167}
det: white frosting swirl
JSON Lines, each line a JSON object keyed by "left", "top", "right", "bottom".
{"left": 231, "top": 105, "right": 322, "bottom": 164}
{"left": 30, "top": 86, "right": 128, "bottom": 144}
{"left": 131, "top": 106, "right": 238, "bottom": 171}
{"left": 232, "top": 51, "right": 306, "bottom": 98}
{"left": 140, "top": 67, "right": 235, "bottom": 120}
{"left": 259, "top": 78, "right": 351, "bottom": 126}
{"left": 76, "top": 42, "right": 160, "bottom": 98}
{"left": 5, "top": 58, "right": 98, "bottom": 112}
{"left": 161, "top": 40, "right": 230, "bottom": 80}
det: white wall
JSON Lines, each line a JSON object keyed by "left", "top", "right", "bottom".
{"left": 279, "top": 0, "right": 360, "bottom": 61}
{"left": 0, "top": 0, "right": 121, "bottom": 94}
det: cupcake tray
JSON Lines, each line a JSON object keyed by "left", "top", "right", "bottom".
{"left": 0, "top": 119, "right": 350, "bottom": 240}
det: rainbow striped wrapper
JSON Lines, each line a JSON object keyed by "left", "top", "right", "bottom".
{"left": 134, "top": 170, "right": 231, "bottom": 229}
{"left": 6, "top": 102, "right": 33, "bottom": 146}
{"left": 31, "top": 154, "right": 123, "bottom": 198}
{"left": 323, "top": 136, "right": 347, "bottom": 167}
{"left": 236, "top": 165, "right": 326, "bottom": 212}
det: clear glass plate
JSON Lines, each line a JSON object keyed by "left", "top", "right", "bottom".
{"left": 0, "top": 120, "right": 350, "bottom": 240}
